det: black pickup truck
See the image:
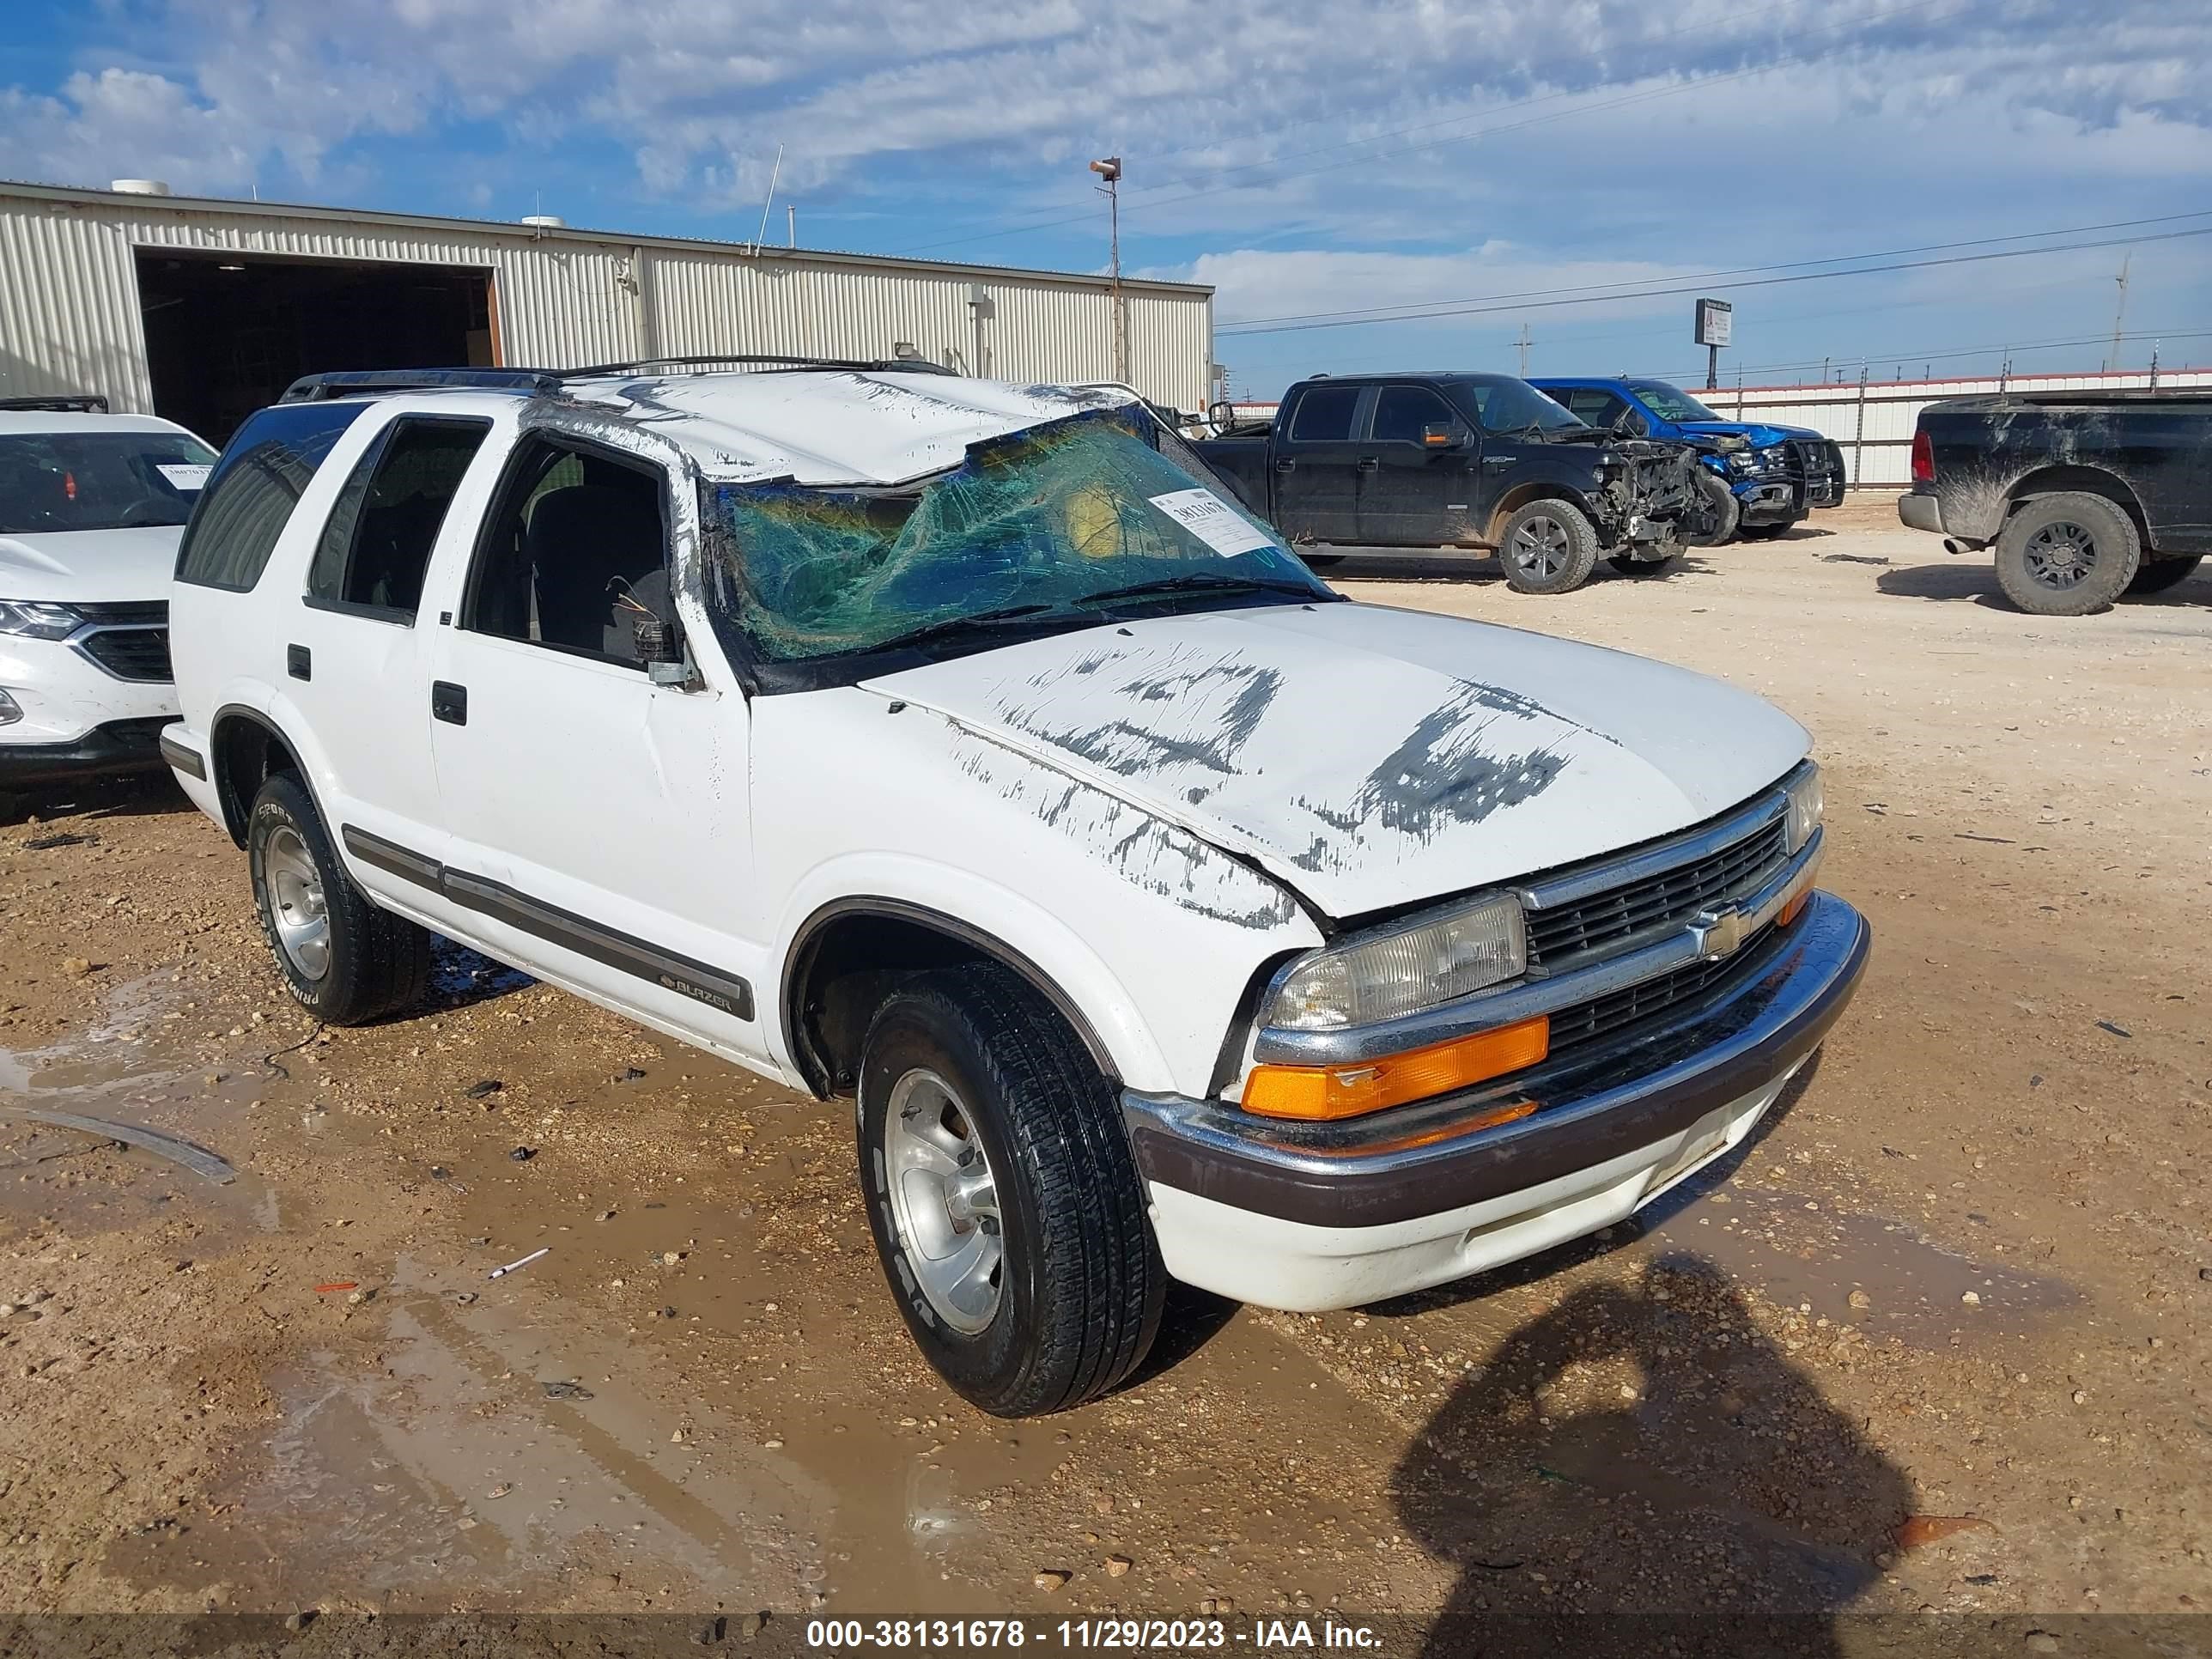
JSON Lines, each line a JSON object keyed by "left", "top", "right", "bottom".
{"left": 1899, "top": 390, "right": 2212, "bottom": 615}
{"left": 1189, "top": 372, "right": 1714, "bottom": 594}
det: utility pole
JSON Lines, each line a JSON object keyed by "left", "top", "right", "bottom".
{"left": 1517, "top": 323, "right": 1531, "bottom": 377}
{"left": 1089, "top": 156, "right": 1126, "bottom": 384}
{"left": 2107, "top": 252, "right": 2132, "bottom": 372}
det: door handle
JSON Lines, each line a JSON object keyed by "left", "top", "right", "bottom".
{"left": 431, "top": 681, "right": 468, "bottom": 726}
{"left": 286, "top": 644, "right": 311, "bottom": 681}
{"left": 1356, "top": 457, "right": 1379, "bottom": 473}
{"left": 1273, "top": 459, "right": 1297, "bottom": 472}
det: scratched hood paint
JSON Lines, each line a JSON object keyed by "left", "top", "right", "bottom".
{"left": 860, "top": 600, "right": 1810, "bottom": 921}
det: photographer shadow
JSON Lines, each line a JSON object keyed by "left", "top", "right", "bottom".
{"left": 1394, "top": 1251, "right": 1909, "bottom": 1656}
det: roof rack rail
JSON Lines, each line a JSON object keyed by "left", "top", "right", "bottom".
{"left": 558, "top": 353, "right": 958, "bottom": 379}
{"left": 279, "top": 368, "right": 563, "bottom": 403}
{"left": 0, "top": 393, "right": 110, "bottom": 414}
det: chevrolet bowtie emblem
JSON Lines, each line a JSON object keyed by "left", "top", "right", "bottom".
{"left": 1697, "top": 905, "right": 1748, "bottom": 960}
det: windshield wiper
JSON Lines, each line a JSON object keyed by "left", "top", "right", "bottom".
{"left": 867, "top": 603, "right": 1058, "bottom": 654}
{"left": 1071, "top": 573, "right": 1322, "bottom": 608}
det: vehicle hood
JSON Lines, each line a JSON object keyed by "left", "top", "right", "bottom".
{"left": 0, "top": 526, "right": 182, "bottom": 604}
{"left": 1672, "top": 420, "right": 1826, "bottom": 447}
{"left": 860, "top": 600, "right": 1809, "bottom": 921}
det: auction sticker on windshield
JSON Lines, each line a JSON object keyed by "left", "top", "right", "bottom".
{"left": 156, "top": 464, "right": 212, "bottom": 491}
{"left": 1148, "top": 488, "right": 1274, "bottom": 557}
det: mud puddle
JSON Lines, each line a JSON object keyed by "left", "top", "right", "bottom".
{"left": 1638, "top": 1183, "right": 2078, "bottom": 1346}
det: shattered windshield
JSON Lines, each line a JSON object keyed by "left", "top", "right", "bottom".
{"left": 1629, "top": 381, "right": 1723, "bottom": 423}
{"left": 700, "top": 408, "right": 1329, "bottom": 667}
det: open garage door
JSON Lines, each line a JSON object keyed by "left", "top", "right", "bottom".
{"left": 136, "top": 251, "right": 496, "bottom": 444}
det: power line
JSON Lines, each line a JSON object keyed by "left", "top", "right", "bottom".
{"left": 1660, "top": 324, "right": 2211, "bottom": 383}
{"left": 1217, "top": 209, "right": 2212, "bottom": 332}
{"left": 892, "top": 0, "right": 1978, "bottom": 255}
{"left": 1216, "top": 223, "right": 2212, "bottom": 337}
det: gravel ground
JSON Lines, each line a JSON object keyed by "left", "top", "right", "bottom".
{"left": 3, "top": 496, "right": 2209, "bottom": 1638}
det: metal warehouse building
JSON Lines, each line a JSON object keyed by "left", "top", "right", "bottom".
{"left": 0, "top": 179, "right": 1214, "bottom": 443}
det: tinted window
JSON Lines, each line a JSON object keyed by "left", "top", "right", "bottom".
{"left": 175, "top": 403, "right": 368, "bottom": 591}
{"left": 1459, "top": 376, "right": 1584, "bottom": 434}
{"left": 0, "top": 430, "right": 219, "bottom": 535}
{"left": 467, "top": 438, "right": 669, "bottom": 666}
{"left": 1370, "top": 386, "right": 1460, "bottom": 445}
{"left": 1287, "top": 385, "right": 1360, "bottom": 441}
{"left": 1565, "top": 389, "right": 1628, "bottom": 426}
{"left": 307, "top": 417, "right": 489, "bottom": 619}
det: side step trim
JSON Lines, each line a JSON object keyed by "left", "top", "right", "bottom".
{"left": 340, "top": 823, "right": 755, "bottom": 1022}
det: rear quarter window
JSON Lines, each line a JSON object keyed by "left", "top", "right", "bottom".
{"left": 175, "top": 402, "right": 368, "bottom": 592}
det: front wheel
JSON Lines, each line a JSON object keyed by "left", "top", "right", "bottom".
{"left": 1992, "top": 491, "right": 2140, "bottom": 616}
{"left": 857, "top": 962, "right": 1164, "bottom": 1416}
{"left": 1685, "top": 471, "right": 1741, "bottom": 547}
{"left": 1497, "top": 500, "right": 1599, "bottom": 595}
{"left": 2126, "top": 554, "right": 2202, "bottom": 595}
{"left": 247, "top": 773, "right": 430, "bottom": 1024}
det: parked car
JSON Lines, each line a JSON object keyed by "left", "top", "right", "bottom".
{"left": 0, "top": 395, "right": 216, "bottom": 813}
{"left": 162, "top": 362, "right": 1868, "bottom": 1416}
{"left": 1187, "top": 372, "right": 1716, "bottom": 592}
{"left": 1899, "top": 390, "right": 2211, "bottom": 615}
{"left": 1530, "top": 377, "right": 1848, "bottom": 544}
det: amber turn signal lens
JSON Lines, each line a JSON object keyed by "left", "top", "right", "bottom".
{"left": 1779, "top": 890, "right": 1810, "bottom": 928}
{"left": 1242, "top": 1015, "right": 1550, "bottom": 1121}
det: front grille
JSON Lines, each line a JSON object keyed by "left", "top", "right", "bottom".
{"left": 75, "top": 600, "right": 168, "bottom": 626}
{"left": 77, "top": 626, "right": 173, "bottom": 682}
{"left": 1525, "top": 812, "right": 1789, "bottom": 969}
{"left": 1547, "top": 928, "right": 1773, "bottom": 1052}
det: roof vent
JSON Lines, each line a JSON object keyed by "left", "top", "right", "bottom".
{"left": 110, "top": 179, "right": 172, "bottom": 197}
{"left": 520, "top": 214, "right": 566, "bottom": 231}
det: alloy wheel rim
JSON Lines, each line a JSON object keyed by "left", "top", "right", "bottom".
{"left": 2024, "top": 520, "right": 2098, "bottom": 590}
{"left": 881, "top": 1068, "right": 1002, "bottom": 1334}
{"left": 1510, "top": 517, "right": 1570, "bottom": 577}
{"left": 263, "top": 825, "right": 331, "bottom": 980}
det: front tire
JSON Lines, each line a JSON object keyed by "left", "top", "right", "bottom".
{"left": 2126, "top": 554, "right": 2201, "bottom": 595}
{"left": 1498, "top": 500, "right": 1599, "bottom": 595}
{"left": 1685, "top": 471, "right": 1741, "bottom": 547}
{"left": 247, "top": 774, "right": 430, "bottom": 1024}
{"left": 857, "top": 962, "right": 1164, "bottom": 1417}
{"left": 1993, "top": 492, "right": 2140, "bottom": 616}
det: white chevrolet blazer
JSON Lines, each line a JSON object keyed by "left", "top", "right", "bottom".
{"left": 163, "top": 362, "right": 1868, "bottom": 1416}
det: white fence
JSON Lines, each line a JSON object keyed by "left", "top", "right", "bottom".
{"left": 1216, "top": 367, "right": 2212, "bottom": 489}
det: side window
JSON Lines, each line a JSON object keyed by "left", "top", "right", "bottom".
{"left": 1569, "top": 390, "right": 1637, "bottom": 430}
{"left": 174, "top": 402, "right": 368, "bottom": 591}
{"left": 1370, "top": 386, "right": 1460, "bottom": 445}
{"left": 1286, "top": 385, "right": 1360, "bottom": 441}
{"left": 306, "top": 417, "right": 490, "bottom": 620}
{"left": 465, "top": 437, "right": 670, "bottom": 668}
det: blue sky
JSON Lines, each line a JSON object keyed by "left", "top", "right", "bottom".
{"left": 3, "top": 0, "right": 2207, "bottom": 398}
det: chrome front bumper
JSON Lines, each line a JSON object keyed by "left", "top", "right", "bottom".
{"left": 1122, "top": 890, "right": 1869, "bottom": 1231}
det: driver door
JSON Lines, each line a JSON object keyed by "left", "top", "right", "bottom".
{"left": 425, "top": 432, "right": 768, "bottom": 1060}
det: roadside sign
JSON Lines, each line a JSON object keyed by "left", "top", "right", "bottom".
{"left": 1695, "top": 298, "right": 1734, "bottom": 348}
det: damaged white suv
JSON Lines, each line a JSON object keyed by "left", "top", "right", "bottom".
{"left": 164, "top": 361, "right": 1868, "bottom": 1416}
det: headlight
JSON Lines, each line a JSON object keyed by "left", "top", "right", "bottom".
{"left": 1785, "top": 762, "right": 1823, "bottom": 854}
{"left": 1723, "top": 451, "right": 1756, "bottom": 475}
{"left": 1264, "top": 891, "right": 1527, "bottom": 1032}
{"left": 0, "top": 600, "right": 82, "bottom": 641}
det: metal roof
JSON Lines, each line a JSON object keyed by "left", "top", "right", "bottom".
{"left": 0, "top": 179, "right": 1212, "bottom": 299}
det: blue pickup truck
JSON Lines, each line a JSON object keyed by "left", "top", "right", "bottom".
{"left": 1529, "top": 378, "right": 1848, "bottom": 544}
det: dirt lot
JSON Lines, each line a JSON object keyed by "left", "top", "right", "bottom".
{"left": 3, "top": 497, "right": 2209, "bottom": 1643}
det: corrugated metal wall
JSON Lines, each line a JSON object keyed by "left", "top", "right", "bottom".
{"left": 1701, "top": 368, "right": 2212, "bottom": 488}
{"left": 0, "top": 187, "right": 1212, "bottom": 417}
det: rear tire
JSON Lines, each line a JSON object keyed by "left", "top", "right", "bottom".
{"left": 1993, "top": 492, "right": 2140, "bottom": 616}
{"left": 246, "top": 774, "right": 430, "bottom": 1024}
{"left": 2125, "top": 554, "right": 2202, "bottom": 595}
{"left": 1498, "top": 500, "right": 1599, "bottom": 595}
{"left": 856, "top": 962, "right": 1164, "bottom": 1417}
